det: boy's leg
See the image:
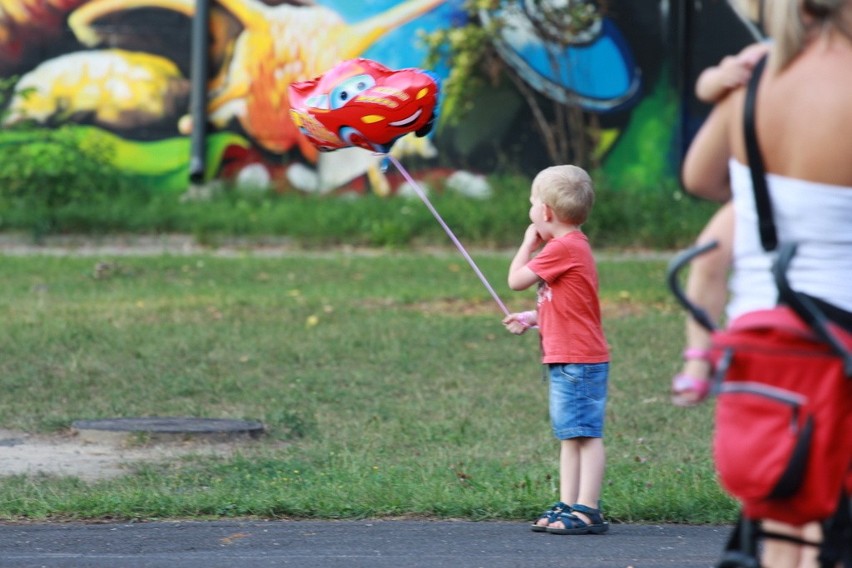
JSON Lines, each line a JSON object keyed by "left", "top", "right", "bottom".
{"left": 547, "top": 363, "right": 608, "bottom": 531}
{"left": 550, "top": 437, "right": 605, "bottom": 529}
{"left": 558, "top": 439, "right": 580, "bottom": 506}
{"left": 576, "top": 437, "right": 605, "bottom": 512}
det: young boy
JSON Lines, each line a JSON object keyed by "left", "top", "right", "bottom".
{"left": 502, "top": 165, "right": 610, "bottom": 535}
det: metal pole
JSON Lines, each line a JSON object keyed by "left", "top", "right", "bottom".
{"left": 675, "top": 0, "right": 694, "bottom": 168}
{"left": 188, "top": 0, "right": 210, "bottom": 184}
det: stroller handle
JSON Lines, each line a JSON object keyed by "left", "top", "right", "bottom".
{"left": 665, "top": 241, "right": 719, "bottom": 333}
{"left": 773, "top": 242, "right": 852, "bottom": 378}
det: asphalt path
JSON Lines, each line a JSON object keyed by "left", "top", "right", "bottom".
{"left": 0, "top": 520, "right": 731, "bottom": 568}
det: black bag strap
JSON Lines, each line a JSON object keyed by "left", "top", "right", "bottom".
{"left": 774, "top": 243, "right": 852, "bottom": 376}
{"left": 743, "top": 55, "right": 778, "bottom": 251}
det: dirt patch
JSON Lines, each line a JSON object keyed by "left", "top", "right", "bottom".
{"left": 0, "top": 429, "right": 239, "bottom": 482}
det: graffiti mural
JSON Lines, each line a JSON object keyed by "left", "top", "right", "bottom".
{"left": 0, "top": 0, "right": 756, "bottom": 196}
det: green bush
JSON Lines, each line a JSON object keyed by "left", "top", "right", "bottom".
{"left": 586, "top": 172, "right": 718, "bottom": 249}
{"left": 0, "top": 127, "right": 140, "bottom": 238}
{"left": 0, "top": 164, "right": 716, "bottom": 250}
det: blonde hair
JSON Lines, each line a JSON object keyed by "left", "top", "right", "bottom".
{"left": 531, "top": 165, "right": 595, "bottom": 225}
{"left": 766, "top": 0, "right": 851, "bottom": 70}
{"left": 728, "top": 0, "right": 763, "bottom": 24}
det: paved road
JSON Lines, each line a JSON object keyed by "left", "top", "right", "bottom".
{"left": 0, "top": 520, "right": 730, "bottom": 568}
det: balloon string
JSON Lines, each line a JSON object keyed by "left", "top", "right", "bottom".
{"left": 386, "top": 154, "right": 510, "bottom": 317}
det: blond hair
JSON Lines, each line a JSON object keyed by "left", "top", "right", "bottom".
{"left": 531, "top": 165, "right": 595, "bottom": 225}
{"left": 728, "top": 0, "right": 763, "bottom": 23}
{"left": 766, "top": 0, "right": 851, "bottom": 70}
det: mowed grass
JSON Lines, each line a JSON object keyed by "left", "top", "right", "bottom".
{"left": 0, "top": 250, "right": 734, "bottom": 523}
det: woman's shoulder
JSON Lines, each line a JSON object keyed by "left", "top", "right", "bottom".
{"left": 751, "top": 46, "right": 852, "bottom": 183}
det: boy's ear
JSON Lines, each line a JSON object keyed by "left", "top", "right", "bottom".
{"left": 541, "top": 202, "right": 553, "bottom": 222}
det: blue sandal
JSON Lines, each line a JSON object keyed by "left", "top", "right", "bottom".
{"left": 530, "top": 502, "right": 570, "bottom": 532}
{"left": 546, "top": 503, "right": 609, "bottom": 535}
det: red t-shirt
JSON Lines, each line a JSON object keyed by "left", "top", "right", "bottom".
{"left": 526, "top": 231, "right": 609, "bottom": 364}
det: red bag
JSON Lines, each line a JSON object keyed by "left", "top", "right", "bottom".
{"left": 710, "top": 306, "right": 852, "bottom": 525}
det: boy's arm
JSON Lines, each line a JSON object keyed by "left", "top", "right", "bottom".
{"left": 507, "top": 224, "right": 542, "bottom": 291}
{"left": 503, "top": 225, "right": 542, "bottom": 335}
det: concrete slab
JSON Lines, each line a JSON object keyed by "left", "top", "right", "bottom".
{"left": 71, "top": 417, "right": 265, "bottom": 444}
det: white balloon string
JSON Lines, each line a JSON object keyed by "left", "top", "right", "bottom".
{"left": 386, "top": 154, "right": 510, "bottom": 316}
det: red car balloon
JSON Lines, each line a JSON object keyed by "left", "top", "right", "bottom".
{"left": 288, "top": 58, "right": 439, "bottom": 154}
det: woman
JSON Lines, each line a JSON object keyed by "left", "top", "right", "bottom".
{"left": 681, "top": 0, "right": 852, "bottom": 566}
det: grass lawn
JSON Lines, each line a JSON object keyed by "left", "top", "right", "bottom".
{"left": 0, "top": 248, "right": 734, "bottom": 523}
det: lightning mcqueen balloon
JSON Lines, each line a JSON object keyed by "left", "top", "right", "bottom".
{"left": 288, "top": 58, "right": 439, "bottom": 153}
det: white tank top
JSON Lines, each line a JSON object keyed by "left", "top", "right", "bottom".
{"left": 727, "top": 158, "right": 852, "bottom": 320}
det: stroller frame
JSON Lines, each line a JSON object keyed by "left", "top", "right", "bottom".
{"left": 666, "top": 240, "right": 852, "bottom": 568}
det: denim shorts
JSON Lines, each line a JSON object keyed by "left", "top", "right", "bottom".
{"left": 548, "top": 362, "right": 609, "bottom": 440}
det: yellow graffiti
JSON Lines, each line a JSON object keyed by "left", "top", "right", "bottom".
{"left": 4, "top": 50, "right": 185, "bottom": 128}
{"left": 67, "top": 0, "right": 446, "bottom": 159}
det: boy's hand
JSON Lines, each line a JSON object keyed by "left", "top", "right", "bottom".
{"left": 521, "top": 224, "right": 544, "bottom": 251}
{"left": 502, "top": 311, "right": 535, "bottom": 335}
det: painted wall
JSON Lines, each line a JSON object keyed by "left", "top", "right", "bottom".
{"left": 0, "top": 0, "right": 757, "bottom": 196}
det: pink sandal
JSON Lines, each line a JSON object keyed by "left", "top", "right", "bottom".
{"left": 671, "top": 348, "right": 712, "bottom": 407}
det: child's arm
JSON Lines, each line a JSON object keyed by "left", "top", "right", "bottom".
{"left": 695, "top": 42, "right": 770, "bottom": 103}
{"left": 503, "top": 225, "right": 542, "bottom": 335}
{"left": 507, "top": 224, "right": 542, "bottom": 291}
